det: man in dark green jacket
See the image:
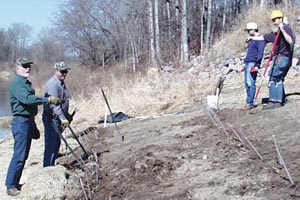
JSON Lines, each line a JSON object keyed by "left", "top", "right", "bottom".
{"left": 5, "top": 58, "right": 61, "bottom": 196}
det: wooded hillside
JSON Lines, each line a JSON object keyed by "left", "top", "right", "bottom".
{"left": 0, "top": 0, "right": 297, "bottom": 70}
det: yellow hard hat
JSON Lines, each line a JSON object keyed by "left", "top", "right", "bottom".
{"left": 270, "top": 10, "right": 283, "bottom": 20}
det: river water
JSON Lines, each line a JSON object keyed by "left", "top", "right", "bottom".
{"left": 0, "top": 79, "right": 11, "bottom": 140}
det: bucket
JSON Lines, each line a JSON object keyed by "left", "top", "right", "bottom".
{"left": 207, "top": 95, "right": 219, "bottom": 110}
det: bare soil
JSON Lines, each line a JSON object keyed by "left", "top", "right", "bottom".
{"left": 61, "top": 77, "right": 300, "bottom": 200}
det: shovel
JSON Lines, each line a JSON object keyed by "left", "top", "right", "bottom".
{"left": 50, "top": 121, "right": 89, "bottom": 172}
{"left": 66, "top": 108, "right": 89, "bottom": 156}
{"left": 101, "top": 88, "right": 125, "bottom": 142}
{"left": 255, "top": 30, "right": 281, "bottom": 100}
{"left": 207, "top": 69, "right": 233, "bottom": 110}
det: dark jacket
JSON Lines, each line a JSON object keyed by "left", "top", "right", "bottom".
{"left": 264, "top": 24, "right": 295, "bottom": 59}
{"left": 244, "top": 39, "right": 266, "bottom": 68}
{"left": 9, "top": 74, "right": 48, "bottom": 117}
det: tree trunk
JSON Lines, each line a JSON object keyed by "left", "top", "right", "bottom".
{"left": 175, "top": 0, "right": 179, "bottom": 20}
{"left": 222, "top": 0, "right": 227, "bottom": 36}
{"left": 166, "top": 0, "right": 171, "bottom": 39}
{"left": 154, "top": 0, "right": 161, "bottom": 63}
{"left": 200, "top": 0, "right": 205, "bottom": 53}
{"left": 245, "top": 0, "right": 249, "bottom": 7}
{"left": 131, "top": 41, "right": 137, "bottom": 72}
{"left": 206, "top": 0, "right": 212, "bottom": 49}
{"left": 282, "top": 0, "right": 291, "bottom": 7}
{"left": 260, "top": 0, "right": 264, "bottom": 8}
{"left": 148, "top": 0, "right": 156, "bottom": 67}
{"left": 181, "top": 0, "right": 189, "bottom": 64}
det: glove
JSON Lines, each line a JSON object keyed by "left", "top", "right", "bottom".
{"left": 246, "top": 37, "right": 252, "bottom": 43}
{"left": 48, "top": 96, "right": 62, "bottom": 105}
{"left": 60, "top": 118, "right": 69, "bottom": 128}
{"left": 250, "top": 66, "right": 259, "bottom": 73}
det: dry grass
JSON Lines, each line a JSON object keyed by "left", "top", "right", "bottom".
{"left": 69, "top": 69, "right": 216, "bottom": 129}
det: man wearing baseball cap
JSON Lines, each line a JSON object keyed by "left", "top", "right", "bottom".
{"left": 43, "top": 62, "right": 72, "bottom": 167}
{"left": 5, "top": 58, "right": 62, "bottom": 196}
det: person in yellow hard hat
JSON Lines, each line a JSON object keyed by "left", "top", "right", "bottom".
{"left": 263, "top": 10, "right": 295, "bottom": 109}
{"left": 251, "top": 10, "right": 295, "bottom": 110}
{"left": 243, "top": 22, "right": 266, "bottom": 110}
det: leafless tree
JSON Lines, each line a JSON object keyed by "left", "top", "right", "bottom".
{"left": 181, "top": 0, "right": 189, "bottom": 64}
{"left": 245, "top": 0, "right": 249, "bottom": 7}
{"left": 154, "top": 0, "right": 161, "bottom": 63}
{"left": 206, "top": 0, "right": 212, "bottom": 49}
{"left": 31, "top": 28, "right": 65, "bottom": 64}
{"left": 222, "top": 0, "right": 227, "bottom": 36}
{"left": 5, "top": 23, "right": 32, "bottom": 62}
{"left": 200, "top": 0, "right": 205, "bottom": 53}
{"left": 148, "top": 0, "right": 156, "bottom": 67}
{"left": 260, "top": 0, "right": 265, "bottom": 7}
{"left": 0, "top": 0, "right": 274, "bottom": 70}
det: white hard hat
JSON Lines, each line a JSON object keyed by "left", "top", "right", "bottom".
{"left": 246, "top": 22, "right": 258, "bottom": 30}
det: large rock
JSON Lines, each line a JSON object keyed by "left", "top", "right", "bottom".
{"left": 20, "top": 165, "right": 68, "bottom": 200}
{"left": 0, "top": 71, "right": 11, "bottom": 80}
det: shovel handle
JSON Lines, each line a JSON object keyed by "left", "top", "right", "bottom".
{"left": 255, "top": 30, "right": 281, "bottom": 100}
{"left": 101, "top": 89, "right": 124, "bottom": 142}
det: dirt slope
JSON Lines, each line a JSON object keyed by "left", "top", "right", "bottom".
{"left": 66, "top": 76, "right": 300, "bottom": 200}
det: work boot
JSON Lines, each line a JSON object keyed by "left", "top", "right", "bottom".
{"left": 262, "top": 102, "right": 282, "bottom": 110}
{"left": 242, "top": 104, "right": 256, "bottom": 110}
{"left": 16, "top": 183, "right": 24, "bottom": 190}
{"left": 7, "top": 187, "right": 20, "bottom": 196}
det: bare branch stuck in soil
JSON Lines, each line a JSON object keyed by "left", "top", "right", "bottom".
{"left": 240, "top": 130, "right": 264, "bottom": 160}
{"left": 80, "top": 177, "right": 89, "bottom": 200}
{"left": 273, "top": 135, "right": 295, "bottom": 185}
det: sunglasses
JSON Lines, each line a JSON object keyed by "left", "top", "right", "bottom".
{"left": 60, "top": 70, "right": 69, "bottom": 74}
{"left": 21, "top": 64, "right": 32, "bottom": 69}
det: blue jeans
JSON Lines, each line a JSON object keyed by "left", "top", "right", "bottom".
{"left": 244, "top": 62, "right": 257, "bottom": 105}
{"left": 5, "top": 116, "right": 34, "bottom": 189}
{"left": 269, "top": 56, "right": 290, "bottom": 103}
{"left": 42, "top": 114, "right": 62, "bottom": 167}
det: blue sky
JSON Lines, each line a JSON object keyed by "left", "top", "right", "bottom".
{"left": 0, "top": 0, "right": 65, "bottom": 37}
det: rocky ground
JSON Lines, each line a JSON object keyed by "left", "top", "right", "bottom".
{"left": 1, "top": 73, "right": 300, "bottom": 200}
